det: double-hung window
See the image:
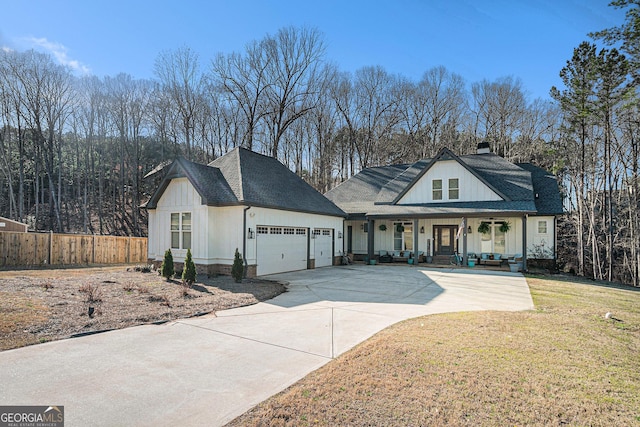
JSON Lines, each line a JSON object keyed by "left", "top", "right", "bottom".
{"left": 432, "top": 179, "right": 443, "bottom": 200}
{"left": 171, "top": 212, "right": 191, "bottom": 250}
{"left": 449, "top": 178, "right": 459, "bottom": 200}
{"left": 538, "top": 220, "right": 548, "bottom": 234}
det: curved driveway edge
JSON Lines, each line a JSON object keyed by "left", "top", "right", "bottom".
{"left": 0, "top": 266, "right": 532, "bottom": 426}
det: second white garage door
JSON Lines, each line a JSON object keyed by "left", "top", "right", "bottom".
{"left": 313, "top": 229, "right": 333, "bottom": 268}
{"left": 256, "top": 226, "right": 308, "bottom": 276}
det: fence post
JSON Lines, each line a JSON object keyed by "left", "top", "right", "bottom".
{"left": 48, "top": 230, "right": 53, "bottom": 265}
{"left": 92, "top": 234, "right": 96, "bottom": 264}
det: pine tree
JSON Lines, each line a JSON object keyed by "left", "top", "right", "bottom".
{"left": 231, "top": 248, "right": 244, "bottom": 283}
{"left": 182, "top": 248, "right": 197, "bottom": 285}
{"left": 161, "top": 249, "right": 174, "bottom": 280}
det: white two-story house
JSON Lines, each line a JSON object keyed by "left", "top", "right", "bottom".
{"left": 325, "top": 143, "right": 563, "bottom": 270}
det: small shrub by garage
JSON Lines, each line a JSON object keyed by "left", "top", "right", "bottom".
{"left": 231, "top": 248, "right": 243, "bottom": 283}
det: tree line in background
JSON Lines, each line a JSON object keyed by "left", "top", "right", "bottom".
{"left": 0, "top": 1, "right": 638, "bottom": 286}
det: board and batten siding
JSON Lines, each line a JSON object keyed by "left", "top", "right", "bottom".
{"left": 200, "top": 206, "right": 343, "bottom": 266}
{"left": 398, "top": 160, "right": 502, "bottom": 204}
{"left": 243, "top": 206, "right": 344, "bottom": 267}
{"left": 526, "top": 215, "right": 555, "bottom": 259}
{"left": 148, "top": 177, "right": 210, "bottom": 263}
{"left": 148, "top": 177, "right": 345, "bottom": 267}
{"left": 346, "top": 216, "right": 555, "bottom": 260}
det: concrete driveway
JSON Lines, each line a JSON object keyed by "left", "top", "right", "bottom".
{"left": 0, "top": 265, "right": 532, "bottom": 426}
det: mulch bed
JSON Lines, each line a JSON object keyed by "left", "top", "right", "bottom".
{"left": 0, "top": 266, "right": 286, "bottom": 351}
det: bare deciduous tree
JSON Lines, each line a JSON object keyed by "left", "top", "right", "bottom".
{"left": 154, "top": 46, "right": 204, "bottom": 160}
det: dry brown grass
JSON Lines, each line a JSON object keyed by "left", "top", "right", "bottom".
{"left": 228, "top": 275, "right": 640, "bottom": 427}
{"left": 0, "top": 266, "right": 285, "bottom": 351}
{"left": 0, "top": 292, "right": 50, "bottom": 349}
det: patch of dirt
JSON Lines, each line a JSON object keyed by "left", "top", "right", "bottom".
{"left": 0, "top": 266, "right": 285, "bottom": 351}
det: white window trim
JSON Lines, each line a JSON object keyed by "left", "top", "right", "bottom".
{"left": 432, "top": 179, "right": 443, "bottom": 200}
{"left": 393, "top": 221, "right": 414, "bottom": 251}
{"left": 537, "top": 220, "right": 548, "bottom": 234}
{"left": 170, "top": 212, "right": 192, "bottom": 250}
{"left": 448, "top": 178, "right": 459, "bottom": 200}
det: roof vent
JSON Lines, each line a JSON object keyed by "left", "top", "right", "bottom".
{"left": 477, "top": 141, "right": 491, "bottom": 154}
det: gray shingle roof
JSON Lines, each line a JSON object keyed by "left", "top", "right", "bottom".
{"left": 375, "top": 160, "right": 429, "bottom": 203}
{"left": 324, "top": 164, "right": 409, "bottom": 213}
{"left": 516, "top": 163, "right": 564, "bottom": 215}
{"left": 325, "top": 148, "right": 562, "bottom": 218}
{"left": 364, "top": 201, "right": 538, "bottom": 218}
{"left": 459, "top": 153, "right": 534, "bottom": 201}
{"left": 147, "top": 148, "right": 346, "bottom": 217}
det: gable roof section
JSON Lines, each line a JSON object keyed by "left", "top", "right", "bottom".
{"left": 325, "top": 149, "right": 559, "bottom": 218}
{"left": 383, "top": 148, "right": 513, "bottom": 204}
{"left": 147, "top": 147, "right": 345, "bottom": 217}
{"left": 145, "top": 157, "right": 238, "bottom": 209}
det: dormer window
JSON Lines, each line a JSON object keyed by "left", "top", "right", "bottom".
{"left": 432, "top": 179, "right": 442, "bottom": 200}
{"left": 449, "top": 178, "right": 459, "bottom": 200}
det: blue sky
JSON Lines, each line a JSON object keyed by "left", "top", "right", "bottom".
{"left": 0, "top": 0, "right": 626, "bottom": 100}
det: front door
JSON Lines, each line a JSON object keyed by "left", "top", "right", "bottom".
{"left": 434, "top": 225, "right": 457, "bottom": 255}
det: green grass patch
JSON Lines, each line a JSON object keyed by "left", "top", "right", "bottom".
{"left": 228, "top": 276, "right": 640, "bottom": 426}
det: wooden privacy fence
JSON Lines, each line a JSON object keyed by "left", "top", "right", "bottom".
{"left": 0, "top": 231, "right": 148, "bottom": 268}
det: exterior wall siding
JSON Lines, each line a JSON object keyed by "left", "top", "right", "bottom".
{"left": 526, "top": 215, "right": 555, "bottom": 259}
{"left": 148, "top": 177, "right": 210, "bottom": 264}
{"left": 344, "top": 216, "right": 555, "bottom": 257}
{"left": 399, "top": 160, "right": 502, "bottom": 204}
{"left": 0, "top": 217, "right": 29, "bottom": 232}
{"left": 148, "top": 178, "right": 345, "bottom": 276}
{"left": 244, "top": 206, "right": 344, "bottom": 266}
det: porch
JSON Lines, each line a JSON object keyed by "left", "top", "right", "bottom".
{"left": 342, "top": 215, "right": 555, "bottom": 272}
{"left": 346, "top": 252, "right": 518, "bottom": 273}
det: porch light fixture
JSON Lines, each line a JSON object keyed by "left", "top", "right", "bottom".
{"left": 338, "top": 232, "right": 343, "bottom": 239}
{"left": 247, "top": 228, "right": 255, "bottom": 239}
{"left": 420, "top": 226, "right": 425, "bottom": 234}
{"left": 468, "top": 226, "right": 472, "bottom": 234}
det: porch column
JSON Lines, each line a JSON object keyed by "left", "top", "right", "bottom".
{"left": 522, "top": 215, "right": 528, "bottom": 272}
{"left": 413, "top": 219, "right": 419, "bottom": 264}
{"left": 367, "top": 219, "right": 375, "bottom": 262}
{"left": 462, "top": 217, "right": 468, "bottom": 265}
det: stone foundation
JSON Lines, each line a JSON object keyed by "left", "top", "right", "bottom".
{"left": 148, "top": 259, "right": 258, "bottom": 278}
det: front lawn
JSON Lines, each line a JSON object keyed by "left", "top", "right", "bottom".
{"left": 228, "top": 275, "right": 640, "bottom": 426}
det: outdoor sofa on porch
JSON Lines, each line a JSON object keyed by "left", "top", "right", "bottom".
{"left": 379, "top": 250, "right": 425, "bottom": 263}
{"left": 478, "top": 253, "right": 505, "bottom": 266}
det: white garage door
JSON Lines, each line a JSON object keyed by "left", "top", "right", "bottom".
{"left": 313, "top": 228, "right": 333, "bottom": 268}
{"left": 256, "top": 226, "right": 308, "bottom": 276}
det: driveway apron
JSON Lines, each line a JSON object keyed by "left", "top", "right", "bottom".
{"left": 0, "top": 266, "right": 532, "bottom": 426}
